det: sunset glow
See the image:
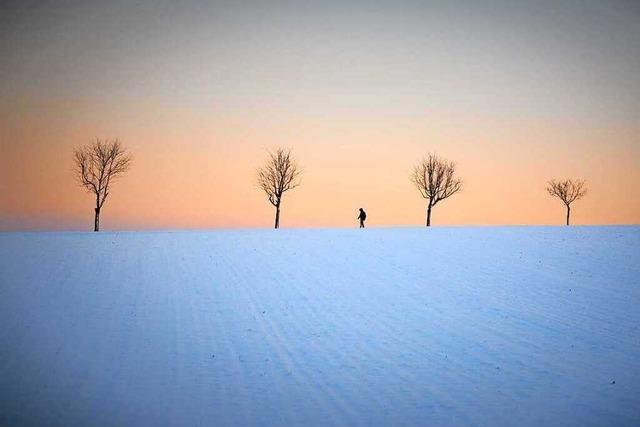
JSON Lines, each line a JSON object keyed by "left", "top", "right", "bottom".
{"left": 1, "top": 1, "right": 639, "bottom": 230}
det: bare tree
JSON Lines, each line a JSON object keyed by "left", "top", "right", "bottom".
{"left": 73, "top": 139, "right": 132, "bottom": 231}
{"left": 411, "top": 153, "right": 463, "bottom": 227}
{"left": 546, "top": 179, "right": 587, "bottom": 226}
{"left": 257, "top": 148, "right": 302, "bottom": 229}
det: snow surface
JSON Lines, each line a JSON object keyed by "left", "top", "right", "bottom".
{"left": 1, "top": 227, "right": 639, "bottom": 426}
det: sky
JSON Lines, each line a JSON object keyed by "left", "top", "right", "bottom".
{"left": 1, "top": 0, "right": 639, "bottom": 230}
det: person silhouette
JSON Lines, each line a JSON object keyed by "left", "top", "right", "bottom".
{"left": 357, "top": 208, "right": 366, "bottom": 228}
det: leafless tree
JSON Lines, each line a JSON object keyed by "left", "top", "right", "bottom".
{"left": 411, "top": 153, "right": 463, "bottom": 227}
{"left": 73, "top": 139, "right": 132, "bottom": 231}
{"left": 546, "top": 179, "right": 587, "bottom": 226}
{"left": 257, "top": 148, "right": 302, "bottom": 229}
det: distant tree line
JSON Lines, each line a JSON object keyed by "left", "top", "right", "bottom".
{"left": 72, "top": 139, "right": 588, "bottom": 231}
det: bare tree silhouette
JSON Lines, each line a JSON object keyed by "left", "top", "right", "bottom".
{"left": 546, "top": 179, "right": 587, "bottom": 226}
{"left": 73, "top": 139, "right": 132, "bottom": 231}
{"left": 257, "top": 148, "right": 302, "bottom": 229}
{"left": 411, "top": 153, "right": 462, "bottom": 227}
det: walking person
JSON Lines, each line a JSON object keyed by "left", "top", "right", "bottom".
{"left": 357, "top": 208, "right": 367, "bottom": 228}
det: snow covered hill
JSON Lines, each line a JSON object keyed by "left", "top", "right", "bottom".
{"left": 1, "top": 227, "right": 639, "bottom": 426}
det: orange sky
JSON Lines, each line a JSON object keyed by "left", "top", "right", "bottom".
{"left": 1, "top": 1, "right": 639, "bottom": 230}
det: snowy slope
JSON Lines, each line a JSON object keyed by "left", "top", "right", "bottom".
{"left": 1, "top": 227, "right": 639, "bottom": 426}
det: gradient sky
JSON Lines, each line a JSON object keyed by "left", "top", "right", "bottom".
{"left": 1, "top": 0, "right": 639, "bottom": 230}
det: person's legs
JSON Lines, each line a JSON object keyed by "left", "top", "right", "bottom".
{"left": 360, "top": 220, "right": 364, "bottom": 228}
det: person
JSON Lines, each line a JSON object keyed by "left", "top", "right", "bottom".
{"left": 357, "top": 208, "right": 366, "bottom": 228}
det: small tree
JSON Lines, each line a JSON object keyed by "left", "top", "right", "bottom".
{"left": 257, "top": 148, "right": 302, "bottom": 229}
{"left": 411, "top": 153, "right": 462, "bottom": 227}
{"left": 73, "top": 139, "right": 132, "bottom": 231}
{"left": 546, "top": 179, "right": 587, "bottom": 226}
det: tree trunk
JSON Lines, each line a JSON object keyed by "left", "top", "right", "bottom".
{"left": 566, "top": 204, "right": 570, "bottom": 226}
{"left": 426, "top": 203, "right": 432, "bottom": 227}
{"left": 94, "top": 207, "right": 100, "bottom": 232}
{"left": 274, "top": 205, "right": 281, "bottom": 229}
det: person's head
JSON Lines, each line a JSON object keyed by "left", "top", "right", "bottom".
{"left": 359, "top": 208, "right": 364, "bottom": 211}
